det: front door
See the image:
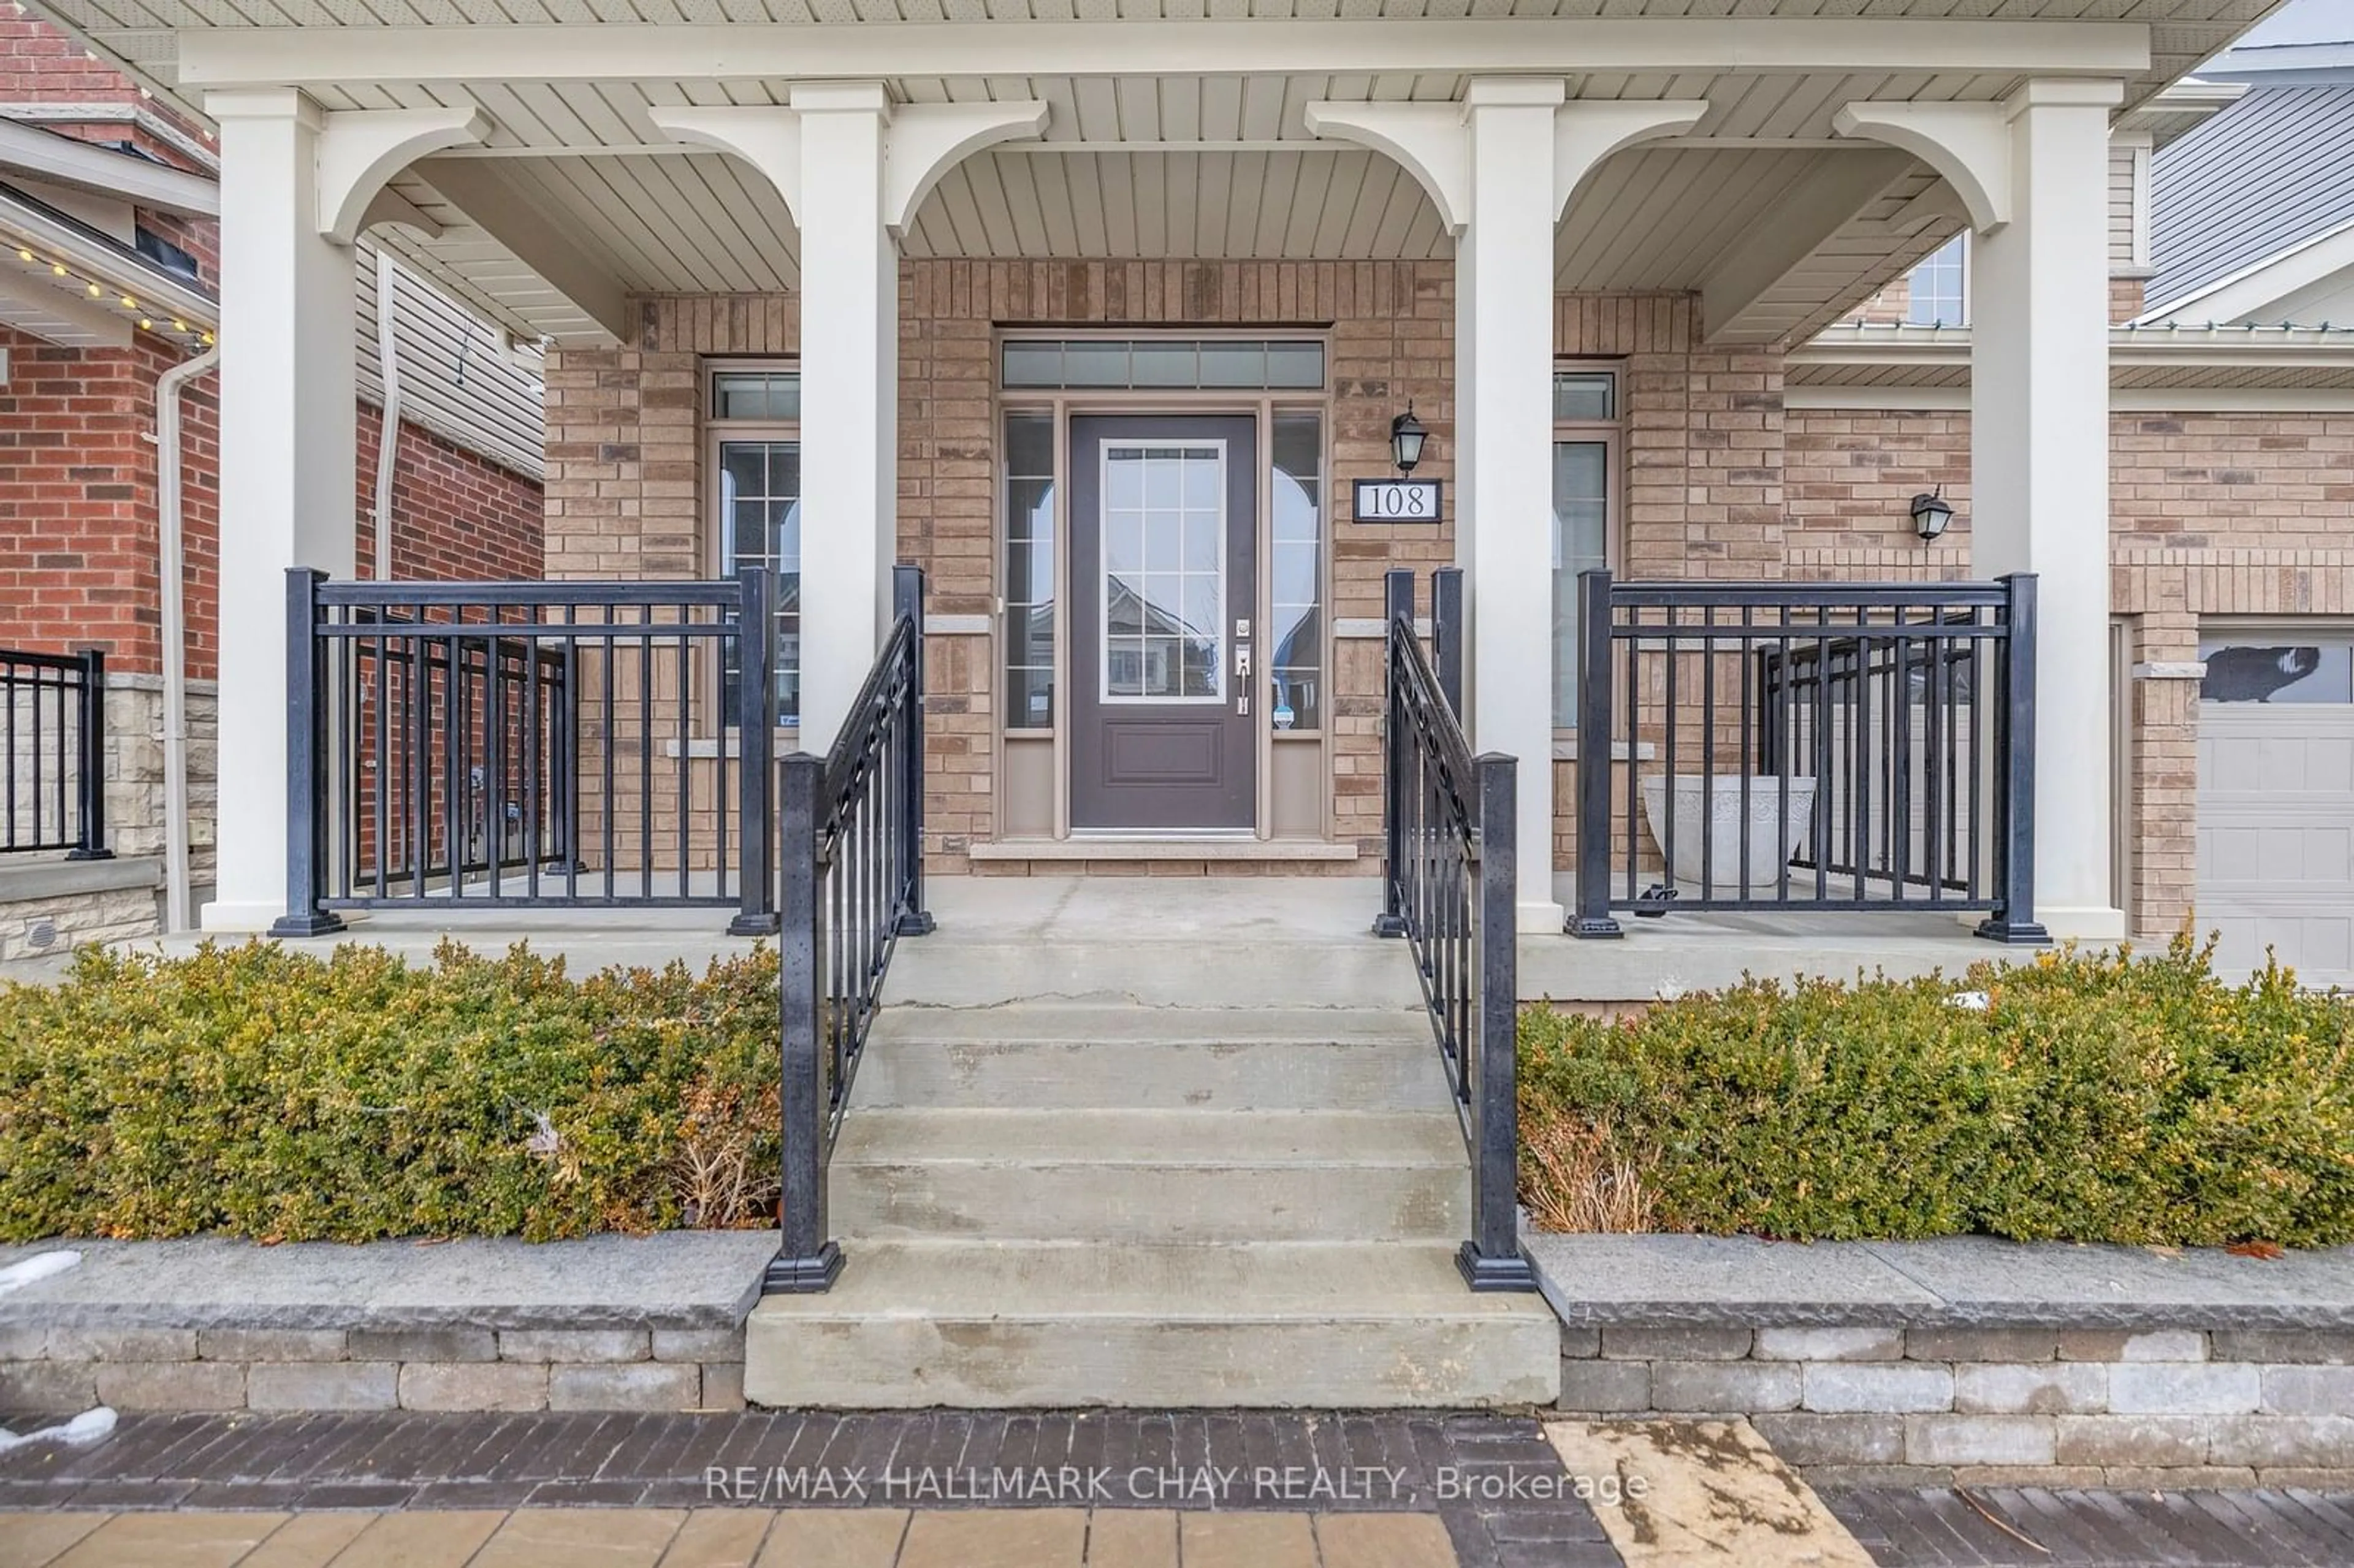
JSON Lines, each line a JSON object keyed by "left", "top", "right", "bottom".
{"left": 1069, "top": 414, "right": 1257, "bottom": 831}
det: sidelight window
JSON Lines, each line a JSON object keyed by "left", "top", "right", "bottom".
{"left": 709, "top": 365, "right": 801, "bottom": 724}
{"left": 1551, "top": 369, "right": 1620, "bottom": 729}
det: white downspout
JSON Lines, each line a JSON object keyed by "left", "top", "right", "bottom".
{"left": 155, "top": 346, "right": 219, "bottom": 935}
{"left": 370, "top": 248, "right": 400, "bottom": 581}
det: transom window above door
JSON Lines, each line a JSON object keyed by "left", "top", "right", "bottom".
{"left": 1002, "top": 339, "right": 1325, "bottom": 392}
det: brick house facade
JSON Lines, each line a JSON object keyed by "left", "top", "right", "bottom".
{"left": 0, "top": 13, "right": 544, "bottom": 959}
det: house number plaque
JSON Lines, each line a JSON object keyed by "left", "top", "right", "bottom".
{"left": 1351, "top": 478, "right": 1442, "bottom": 523}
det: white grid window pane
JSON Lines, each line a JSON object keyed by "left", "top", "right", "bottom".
{"left": 1002, "top": 413, "right": 1057, "bottom": 729}
{"left": 1552, "top": 440, "right": 1610, "bottom": 729}
{"left": 1104, "top": 446, "right": 1223, "bottom": 702}
{"left": 1906, "top": 235, "right": 1968, "bottom": 327}
{"left": 1270, "top": 411, "right": 1324, "bottom": 732}
{"left": 718, "top": 440, "right": 801, "bottom": 723}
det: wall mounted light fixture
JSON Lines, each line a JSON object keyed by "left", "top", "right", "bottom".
{"left": 1910, "top": 486, "right": 1954, "bottom": 542}
{"left": 1389, "top": 403, "right": 1427, "bottom": 475}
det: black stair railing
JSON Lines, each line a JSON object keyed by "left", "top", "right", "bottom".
{"left": 768, "top": 565, "right": 934, "bottom": 1295}
{"left": 1375, "top": 567, "right": 1535, "bottom": 1293}
{"left": 1, "top": 647, "right": 110, "bottom": 860}
{"left": 1571, "top": 571, "right": 2045, "bottom": 945}
{"left": 276, "top": 568, "right": 782, "bottom": 936}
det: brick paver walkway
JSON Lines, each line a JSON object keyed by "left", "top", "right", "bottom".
{"left": 0, "top": 1412, "right": 1617, "bottom": 1568}
{"left": 4, "top": 1412, "right": 2350, "bottom": 1567}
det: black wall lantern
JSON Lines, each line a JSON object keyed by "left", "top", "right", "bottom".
{"left": 1910, "top": 486, "right": 1955, "bottom": 542}
{"left": 1389, "top": 403, "right": 1427, "bottom": 475}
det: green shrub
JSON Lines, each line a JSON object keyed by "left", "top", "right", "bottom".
{"left": 0, "top": 940, "right": 780, "bottom": 1244}
{"left": 1517, "top": 937, "right": 2354, "bottom": 1247}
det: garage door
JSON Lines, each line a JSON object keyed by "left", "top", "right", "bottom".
{"left": 2196, "top": 631, "right": 2354, "bottom": 989}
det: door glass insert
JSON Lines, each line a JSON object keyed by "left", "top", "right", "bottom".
{"left": 1102, "top": 443, "right": 1224, "bottom": 702}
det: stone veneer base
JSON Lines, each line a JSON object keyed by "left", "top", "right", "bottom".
{"left": 1528, "top": 1231, "right": 2354, "bottom": 1488}
{"left": 0, "top": 1234, "right": 774, "bottom": 1415}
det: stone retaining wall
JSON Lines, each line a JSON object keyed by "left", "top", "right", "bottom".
{"left": 1556, "top": 1322, "right": 2354, "bottom": 1489}
{"left": 0, "top": 1323, "right": 744, "bottom": 1416}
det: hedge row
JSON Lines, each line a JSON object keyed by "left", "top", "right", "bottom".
{"left": 1518, "top": 938, "right": 2354, "bottom": 1248}
{"left": 0, "top": 941, "right": 780, "bottom": 1243}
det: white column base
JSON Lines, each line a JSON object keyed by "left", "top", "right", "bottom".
{"left": 199, "top": 900, "right": 299, "bottom": 934}
{"left": 1518, "top": 899, "right": 1569, "bottom": 935}
{"left": 2028, "top": 905, "right": 2128, "bottom": 943}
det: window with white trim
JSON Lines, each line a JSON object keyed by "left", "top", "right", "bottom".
{"left": 708, "top": 365, "right": 801, "bottom": 724}
{"left": 1552, "top": 368, "right": 1620, "bottom": 729}
{"left": 1906, "top": 235, "right": 1969, "bottom": 327}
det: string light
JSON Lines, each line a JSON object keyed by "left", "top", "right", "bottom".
{"left": 4, "top": 240, "right": 215, "bottom": 350}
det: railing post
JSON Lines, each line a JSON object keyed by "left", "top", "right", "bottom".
{"left": 66, "top": 648, "right": 111, "bottom": 860}
{"left": 768, "top": 748, "right": 843, "bottom": 1293}
{"left": 1373, "top": 568, "right": 1414, "bottom": 938}
{"left": 270, "top": 568, "right": 343, "bottom": 937}
{"left": 1431, "top": 566, "right": 1464, "bottom": 718}
{"left": 1461, "top": 751, "right": 1536, "bottom": 1292}
{"left": 729, "top": 566, "right": 781, "bottom": 937}
{"left": 1571, "top": 569, "right": 1622, "bottom": 938}
{"left": 893, "top": 563, "right": 936, "bottom": 937}
{"left": 1977, "top": 573, "right": 2049, "bottom": 944}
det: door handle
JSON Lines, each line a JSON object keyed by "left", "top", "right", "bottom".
{"left": 1235, "top": 645, "right": 1252, "bottom": 678}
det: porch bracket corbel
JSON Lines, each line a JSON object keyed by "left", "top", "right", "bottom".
{"left": 649, "top": 105, "right": 805, "bottom": 219}
{"left": 1301, "top": 102, "right": 1470, "bottom": 234}
{"left": 1551, "top": 100, "right": 1709, "bottom": 221}
{"left": 884, "top": 101, "right": 1050, "bottom": 238}
{"left": 1832, "top": 101, "right": 2011, "bottom": 232}
{"left": 319, "top": 105, "right": 490, "bottom": 245}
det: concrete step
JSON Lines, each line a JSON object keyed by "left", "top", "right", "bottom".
{"left": 744, "top": 1240, "right": 1562, "bottom": 1408}
{"left": 855, "top": 1005, "right": 1451, "bottom": 1111}
{"left": 832, "top": 1108, "right": 1469, "bottom": 1243}
{"left": 880, "top": 937, "right": 1423, "bottom": 1009}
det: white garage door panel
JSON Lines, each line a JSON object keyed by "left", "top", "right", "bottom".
{"left": 2196, "top": 703, "right": 2354, "bottom": 990}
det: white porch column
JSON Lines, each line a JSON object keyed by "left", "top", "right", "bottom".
{"left": 1970, "top": 80, "right": 2126, "bottom": 939}
{"left": 1458, "top": 80, "right": 1569, "bottom": 932}
{"left": 202, "top": 89, "right": 357, "bottom": 932}
{"left": 790, "top": 82, "right": 897, "bottom": 752}
{"left": 1308, "top": 88, "right": 1699, "bottom": 931}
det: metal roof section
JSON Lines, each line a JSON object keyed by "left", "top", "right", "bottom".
{"left": 0, "top": 118, "right": 216, "bottom": 216}
{"left": 2146, "top": 82, "right": 2354, "bottom": 314}
{"left": 1786, "top": 318, "right": 2354, "bottom": 390}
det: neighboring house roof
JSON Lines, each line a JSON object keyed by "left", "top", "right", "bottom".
{"left": 2144, "top": 82, "right": 2354, "bottom": 317}
{"left": 1786, "top": 321, "right": 2354, "bottom": 395}
{"left": 0, "top": 110, "right": 544, "bottom": 480}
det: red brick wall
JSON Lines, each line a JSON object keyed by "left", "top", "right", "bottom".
{"left": 354, "top": 405, "right": 544, "bottom": 584}
{"left": 0, "top": 18, "right": 213, "bottom": 172}
{"left": 1, "top": 323, "right": 541, "bottom": 680}
{"left": 0, "top": 325, "right": 220, "bottom": 677}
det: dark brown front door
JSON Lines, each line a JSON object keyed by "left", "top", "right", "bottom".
{"left": 1070, "top": 414, "right": 1257, "bottom": 831}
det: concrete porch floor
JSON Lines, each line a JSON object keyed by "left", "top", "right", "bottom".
{"left": 25, "top": 873, "right": 2032, "bottom": 1003}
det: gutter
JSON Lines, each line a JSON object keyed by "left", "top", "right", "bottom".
{"left": 371, "top": 249, "right": 400, "bottom": 582}
{"left": 154, "top": 346, "right": 218, "bottom": 934}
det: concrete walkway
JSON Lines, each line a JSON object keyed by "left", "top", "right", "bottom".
{"left": 0, "top": 1508, "right": 1460, "bottom": 1567}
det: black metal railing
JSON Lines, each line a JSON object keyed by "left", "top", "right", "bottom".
{"left": 1, "top": 647, "right": 109, "bottom": 859}
{"left": 276, "top": 567, "right": 782, "bottom": 936}
{"left": 768, "top": 565, "right": 934, "bottom": 1295}
{"left": 1572, "top": 571, "right": 2044, "bottom": 943}
{"left": 1374, "top": 568, "right": 1533, "bottom": 1293}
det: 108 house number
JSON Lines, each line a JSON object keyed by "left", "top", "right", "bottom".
{"left": 1352, "top": 477, "right": 1442, "bottom": 523}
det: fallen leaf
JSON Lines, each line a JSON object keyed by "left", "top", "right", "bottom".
{"left": 2226, "top": 1240, "right": 2285, "bottom": 1261}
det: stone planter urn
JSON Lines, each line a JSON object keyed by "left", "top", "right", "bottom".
{"left": 1639, "top": 774, "right": 1818, "bottom": 892}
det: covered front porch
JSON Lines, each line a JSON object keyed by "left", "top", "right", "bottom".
{"left": 169, "top": 17, "right": 2159, "bottom": 947}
